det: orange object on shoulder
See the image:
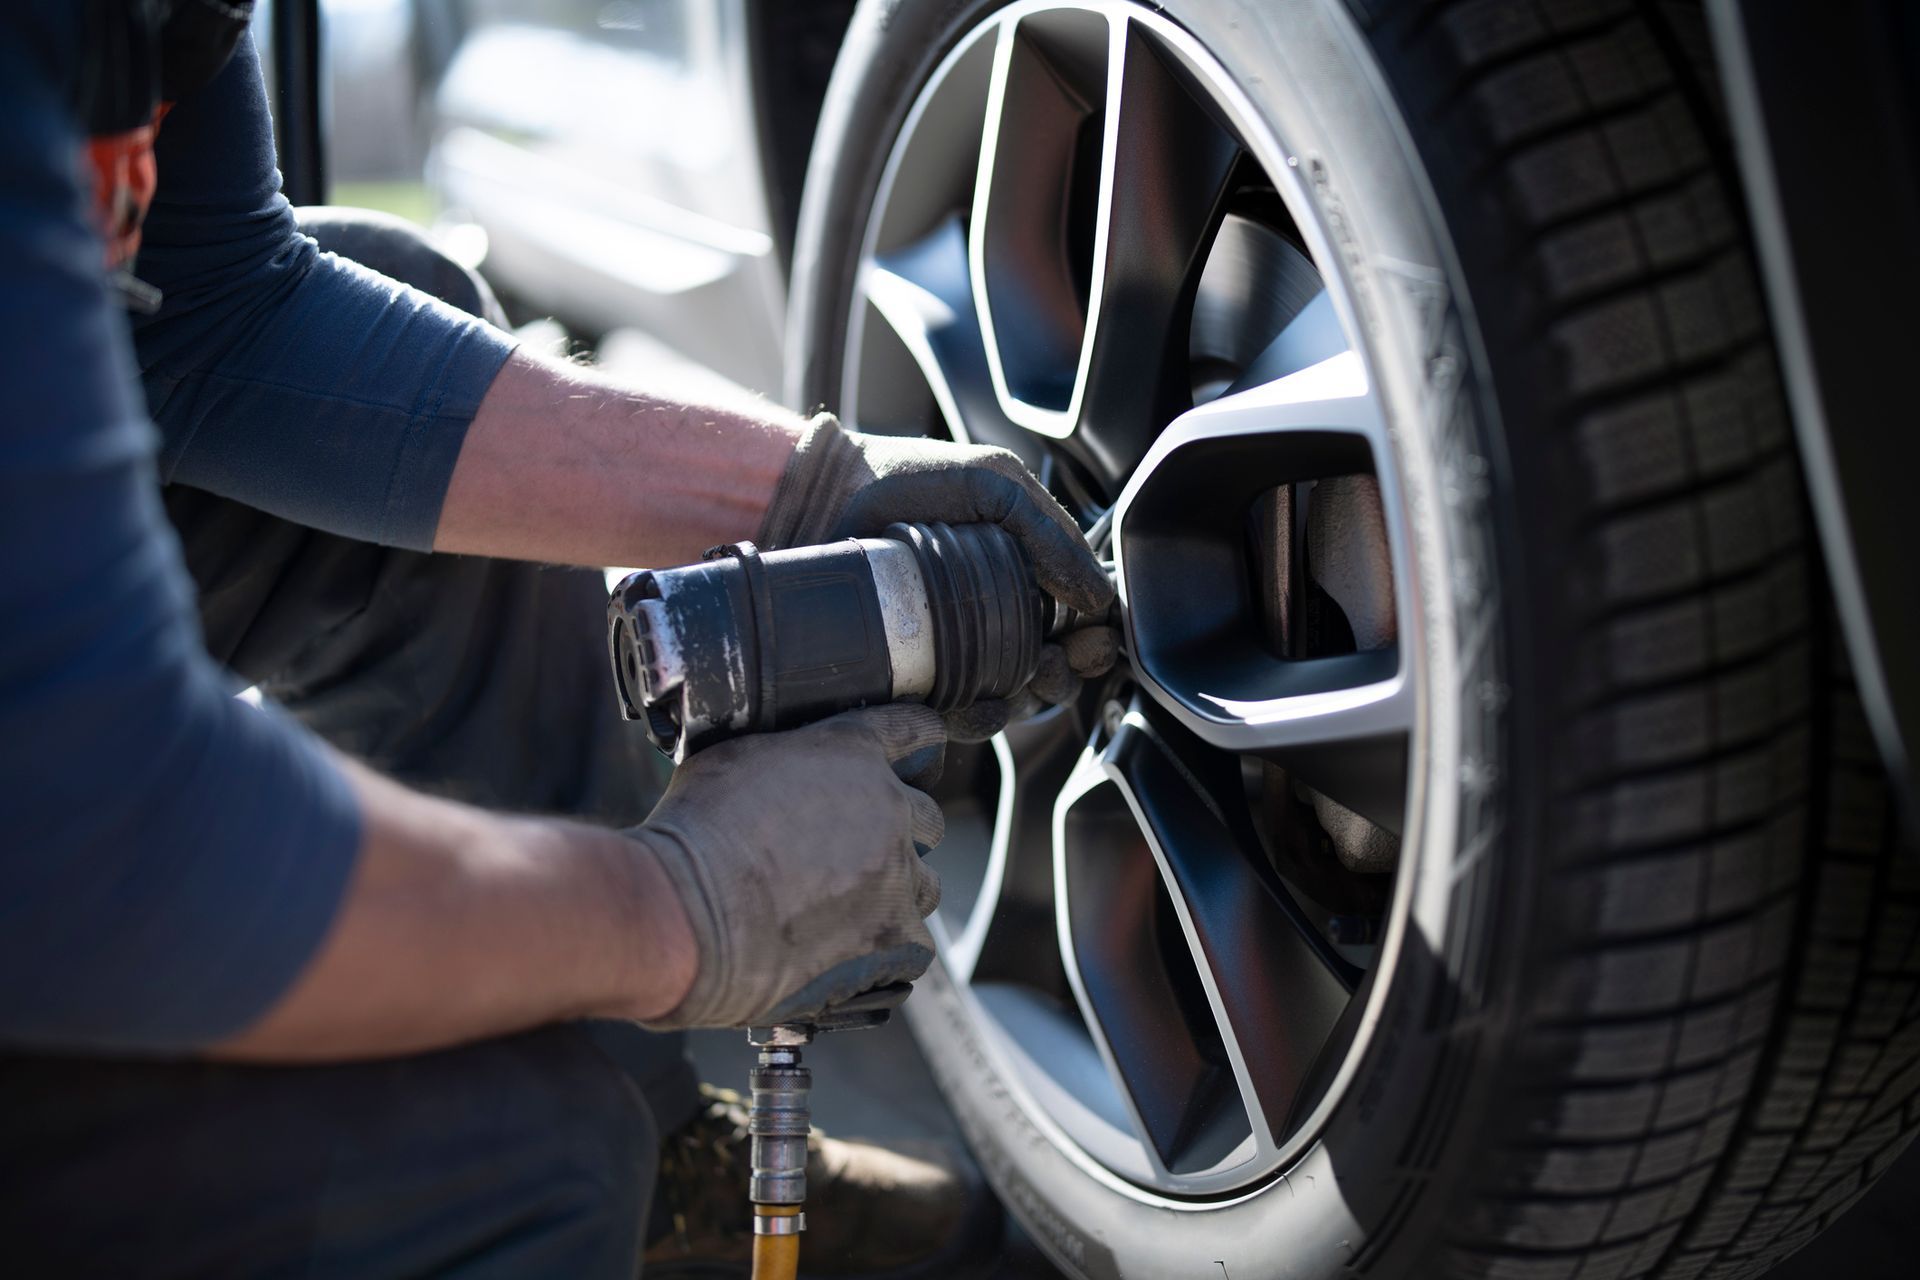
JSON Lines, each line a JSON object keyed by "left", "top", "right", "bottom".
{"left": 86, "top": 102, "right": 172, "bottom": 270}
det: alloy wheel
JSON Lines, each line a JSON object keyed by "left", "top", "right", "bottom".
{"left": 838, "top": 0, "right": 1429, "bottom": 1200}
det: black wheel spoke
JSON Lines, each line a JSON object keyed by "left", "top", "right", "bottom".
{"left": 968, "top": 13, "right": 1238, "bottom": 486}
{"left": 1055, "top": 742, "right": 1251, "bottom": 1176}
{"left": 1057, "top": 785, "right": 1243, "bottom": 1172}
{"left": 970, "top": 9, "right": 1111, "bottom": 421}
{"left": 1103, "top": 706, "right": 1355, "bottom": 1138}
{"left": 935, "top": 704, "right": 1089, "bottom": 994}
{"left": 1071, "top": 23, "right": 1240, "bottom": 483}
{"left": 867, "top": 217, "right": 1040, "bottom": 465}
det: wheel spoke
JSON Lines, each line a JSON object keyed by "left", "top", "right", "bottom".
{"left": 1054, "top": 701, "right": 1359, "bottom": 1171}
{"left": 864, "top": 217, "right": 1041, "bottom": 465}
{"left": 1054, "top": 747, "right": 1250, "bottom": 1177}
{"left": 970, "top": 13, "right": 1239, "bottom": 475}
{"left": 937, "top": 704, "right": 1088, "bottom": 988}
{"left": 1071, "top": 21, "right": 1241, "bottom": 482}
{"left": 1105, "top": 705, "right": 1355, "bottom": 1144}
{"left": 969, "top": 10, "right": 1110, "bottom": 430}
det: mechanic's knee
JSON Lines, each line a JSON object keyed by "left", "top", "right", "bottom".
{"left": 295, "top": 204, "right": 508, "bottom": 326}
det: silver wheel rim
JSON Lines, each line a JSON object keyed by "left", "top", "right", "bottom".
{"left": 837, "top": 0, "right": 1440, "bottom": 1202}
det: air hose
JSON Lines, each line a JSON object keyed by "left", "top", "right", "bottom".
{"left": 751, "top": 1213, "right": 800, "bottom": 1280}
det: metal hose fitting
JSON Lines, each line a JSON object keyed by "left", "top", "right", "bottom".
{"left": 748, "top": 1042, "right": 812, "bottom": 1219}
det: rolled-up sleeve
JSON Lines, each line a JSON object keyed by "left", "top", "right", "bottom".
{"left": 131, "top": 39, "right": 515, "bottom": 551}
{"left": 0, "top": 5, "right": 363, "bottom": 1052}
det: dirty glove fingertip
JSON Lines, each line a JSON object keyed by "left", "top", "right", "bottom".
{"left": 1029, "top": 645, "right": 1079, "bottom": 705}
{"left": 905, "top": 786, "right": 946, "bottom": 852}
{"left": 944, "top": 699, "right": 1011, "bottom": 743}
{"left": 1060, "top": 625, "right": 1120, "bottom": 678}
{"left": 763, "top": 940, "right": 934, "bottom": 1026}
{"left": 1001, "top": 504, "right": 1113, "bottom": 616}
{"left": 911, "top": 859, "right": 942, "bottom": 917}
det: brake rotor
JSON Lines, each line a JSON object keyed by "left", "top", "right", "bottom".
{"left": 1304, "top": 474, "right": 1398, "bottom": 874}
{"left": 1188, "top": 212, "right": 1321, "bottom": 402}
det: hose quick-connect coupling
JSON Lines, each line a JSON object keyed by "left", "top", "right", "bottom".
{"left": 609, "top": 521, "right": 1076, "bottom": 759}
{"left": 749, "top": 1041, "right": 811, "bottom": 1231}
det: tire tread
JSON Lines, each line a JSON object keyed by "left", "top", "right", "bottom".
{"left": 1363, "top": 3, "right": 1920, "bottom": 1276}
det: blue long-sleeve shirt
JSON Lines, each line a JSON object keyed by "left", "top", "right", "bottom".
{"left": 136, "top": 37, "right": 516, "bottom": 548}
{"left": 1, "top": 4, "right": 515, "bottom": 1051}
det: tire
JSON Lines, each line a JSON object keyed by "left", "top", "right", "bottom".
{"left": 785, "top": 2, "right": 1920, "bottom": 1277}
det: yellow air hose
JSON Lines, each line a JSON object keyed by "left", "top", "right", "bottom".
{"left": 750, "top": 1204, "right": 802, "bottom": 1280}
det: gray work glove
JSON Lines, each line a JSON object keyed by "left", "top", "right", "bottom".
{"left": 628, "top": 704, "right": 948, "bottom": 1030}
{"left": 760, "top": 414, "right": 1119, "bottom": 741}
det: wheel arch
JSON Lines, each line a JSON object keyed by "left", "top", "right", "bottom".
{"left": 745, "top": 0, "right": 860, "bottom": 277}
{"left": 1703, "top": 0, "right": 1920, "bottom": 838}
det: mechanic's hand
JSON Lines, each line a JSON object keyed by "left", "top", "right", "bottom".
{"left": 626, "top": 704, "right": 948, "bottom": 1030}
{"left": 761, "top": 414, "right": 1119, "bottom": 740}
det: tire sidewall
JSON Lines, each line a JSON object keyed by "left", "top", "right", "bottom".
{"left": 785, "top": 2, "right": 1523, "bottom": 1275}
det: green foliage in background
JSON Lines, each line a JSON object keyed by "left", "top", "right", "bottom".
{"left": 330, "top": 182, "right": 435, "bottom": 227}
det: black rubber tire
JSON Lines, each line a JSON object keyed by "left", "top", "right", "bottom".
{"left": 785, "top": 2, "right": 1920, "bottom": 1277}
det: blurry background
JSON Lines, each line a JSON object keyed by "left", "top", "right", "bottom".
{"left": 252, "top": 0, "right": 847, "bottom": 398}
{"left": 258, "top": 0, "right": 433, "bottom": 215}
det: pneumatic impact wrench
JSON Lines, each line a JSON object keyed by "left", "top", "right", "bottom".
{"left": 607, "top": 521, "right": 1102, "bottom": 1278}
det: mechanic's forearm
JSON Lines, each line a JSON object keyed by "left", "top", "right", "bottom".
{"left": 212, "top": 756, "right": 696, "bottom": 1061}
{"left": 434, "top": 348, "right": 804, "bottom": 569}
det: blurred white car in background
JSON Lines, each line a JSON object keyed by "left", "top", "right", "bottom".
{"left": 419, "top": 1, "right": 849, "bottom": 395}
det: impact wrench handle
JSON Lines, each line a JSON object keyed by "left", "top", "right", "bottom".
{"left": 609, "top": 521, "right": 1108, "bottom": 761}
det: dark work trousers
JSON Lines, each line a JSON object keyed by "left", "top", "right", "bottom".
{"left": 0, "top": 208, "right": 697, "bottom": 1278}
